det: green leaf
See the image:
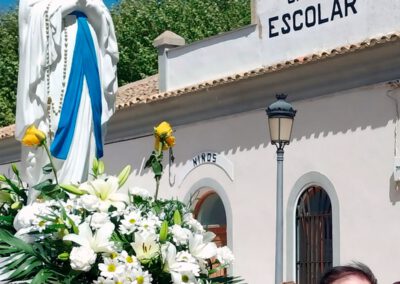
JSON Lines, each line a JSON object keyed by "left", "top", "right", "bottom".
{"left": 31, "top": 269, "right": 54, "bottom": 284}
{"left": 9, "top": 257, "right": 42, "bottom": 279}
{"left": 0, "top": 191, "right": 12, "bottom": 203}
{"left": 144, "top": 153, "right": 156, "bottom": 169}
{"left": 0, "top": 229, "right": 35, "bottom": 255}
{"left": 3, "top": 176, "right": 25, "bottom": 199}
{"left": 204, "top": 276, "right": 246, "bottom": 284}
{"left": 33, "top": 179, "right": 54, "bottom": 192}
{"left": 0, "top": 215, "right": 13, "bottom": 225}
{"left": 151, "top": 158, "right": 163, "bottom": 178}
{"left": 42, "top": 163, "right": 53, "bottom": 175}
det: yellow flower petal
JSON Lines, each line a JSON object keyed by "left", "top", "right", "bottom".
{"left": 21, "top": 125, "right": 46, "bottom": 147}
{"left": 154, "top": 121, "right": 172, "bottom": 138}
{"left": 166, "top": 135, "right": 175, "bottom": 148}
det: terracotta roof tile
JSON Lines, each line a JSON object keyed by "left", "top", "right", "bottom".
{"left": 1, "top": 33, "right": 400, "bottom": 140}
{"left": 0, "top": 124, "right": 15, "bottom": 140}
{"left": 113, "top": 32, "right": 400, "bottom": 109}
{"left": 115, "top": 74, "right": 159, "bottom": 109}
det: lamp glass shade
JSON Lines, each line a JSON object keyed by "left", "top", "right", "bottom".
{"left": 268, "top": 117, "right": 294, "bottom": 144}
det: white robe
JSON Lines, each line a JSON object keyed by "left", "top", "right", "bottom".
{"left": 15, "top": 0, "right": 118, "bottom": 196}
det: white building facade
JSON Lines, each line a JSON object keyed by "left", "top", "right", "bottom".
{"left": 1, "top": 0, "right": 400, "bottom": 283}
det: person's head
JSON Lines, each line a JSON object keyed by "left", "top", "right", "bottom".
{"left": 319, "top": 262, "right": 377, "bottom": 284}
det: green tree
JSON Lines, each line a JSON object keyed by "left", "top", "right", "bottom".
{"left": 112, "top": 0, "right": 251, "bottom": 85}
{"left": 0, "top": 10, "right": 18, "bottom": 127}
{"left": 0, "top": 0, "right": 250, "bottom": 126}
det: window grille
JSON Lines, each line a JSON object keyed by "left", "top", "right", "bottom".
{"left": 296, "top": 186, "right": 332, "bottom": 284}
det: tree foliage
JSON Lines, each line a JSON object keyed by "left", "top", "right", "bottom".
{"left": 112, "top": 0, "right": 251, "bottom": 85}
{"left": 0, "top": 0, "right": 250, "bottom": 127}
{"left": 0, "top": 10, "right": 18, "bottom": 127}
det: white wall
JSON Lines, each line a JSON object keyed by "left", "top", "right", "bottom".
{"left": 102, "top": 82, "right": 400, "bottom": 283}
{"left": 165, "top": 25, "right": 261, "bottom": 91}
{"left": 0, "top": 82, "right": 398, "bottom": 282}
{"left": 163, "top": 0, "right": 400, "bottom": 91}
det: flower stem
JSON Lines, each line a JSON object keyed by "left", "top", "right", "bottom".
{"left": 154, "top": 177, "right": 160, "bottom": 201}
{"left": 154, "top": 142, "right": 163, "bottom": 201}
{"left": 43, "top": 142, "right": 59, "bottom": 185}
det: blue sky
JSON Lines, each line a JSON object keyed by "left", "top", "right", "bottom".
{"left": 0, "top": 0, "right": 120, "bottom": 11}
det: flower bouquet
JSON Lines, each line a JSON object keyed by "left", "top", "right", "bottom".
{"left": 0, "top": 122, "right": 242, "bottom": 283}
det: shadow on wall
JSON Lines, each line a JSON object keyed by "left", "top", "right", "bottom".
{"left": 106, "top": 84, "right": 397, "bottom": 192}
{"left": 290, "top": 84, "right": 395, "bottom": 143}
{"left": 389, "top": 174, "right": 400, "bottom": 205}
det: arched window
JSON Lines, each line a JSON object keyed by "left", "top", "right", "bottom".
{"left": 194, "top": 190, "right": 227, "bottom": 276}
{"left": 296, "top": 186, "right": 332, "bottom": 284}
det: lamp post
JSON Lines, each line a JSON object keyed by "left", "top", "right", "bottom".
{"left": 266, "top": 94, "right": 297, "bottom": 284}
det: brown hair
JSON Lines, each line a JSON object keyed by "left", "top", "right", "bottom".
{"left": 319, "top": 262, "right": 377, "bottom": 284}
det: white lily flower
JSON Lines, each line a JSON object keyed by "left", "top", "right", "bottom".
{"left": 189, "top": 232, "right": 217, "bottom": 259}
{"left": 216, "top": 246, "right": 235, "bottom": 265}
{"left": 79, "top": 176, "right": 129, "bottom": 212}
{"left": 88, "top": 212, "right": 110, "bottom": 230}
{"left": 170, "top": 224, "right": 192, "bottom": 246}
{"left": 162, "top": 243, "right": 200, "bottom": 278}
{"left": 183, "top": 213, "right": 205, "bottom": 233}
{"left": 131, "top": 233, "right": 160, "bottom": 262}
{"left": 64, "top": 222, "right": 115, "bottom": 253}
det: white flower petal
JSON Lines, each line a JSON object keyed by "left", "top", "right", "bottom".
{"left": 63, "top": 234, "right": 91, "bottom": 248}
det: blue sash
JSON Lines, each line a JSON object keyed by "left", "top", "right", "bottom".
{"left": 51, "top": 12, "right": 103, "bottom": 160}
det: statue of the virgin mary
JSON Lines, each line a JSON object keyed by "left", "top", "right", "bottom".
{"left": 15, "top": 0, "right": 119, "bottom": 198}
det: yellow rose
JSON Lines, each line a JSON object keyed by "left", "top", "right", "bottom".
{"left": 154, "top": 136, "right": 168, "bottom": 151}
{"left": 154, "top": 121, "right": 175, "bottom": 151}
{"left": 21, "top": 125, "right": 46, "bottom": 147}
{"left": 165, "top": 135, "right": 176, "bottom": 148}
{"left": 154, "top": 121, "right": 173, "bottom": 138}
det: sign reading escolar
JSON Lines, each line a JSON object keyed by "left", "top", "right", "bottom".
{"left": 267, "top": 0, "right": 358, "bottom": 38}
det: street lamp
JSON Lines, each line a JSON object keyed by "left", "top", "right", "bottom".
{"left": 266, "top": 94, "right": 297, "bottom": 284}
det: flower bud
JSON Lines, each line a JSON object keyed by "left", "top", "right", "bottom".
{"left": 0, "top": 174, "right": 6, "bottom": 182}
{"left": 173, "top": 210, "right": 182, "bottom": 226}
{"left": 98, "top": 160, "right": 105, "bottom": 175}
{"left": 118, "top": 165, "right": 131, "bottom": 188}
{"left": 57, "top": 252, "right": 70, "bottom": 261}
{"left": 61, "top": 184, "right": 85, "bottom": 196}
{"left": 92, "top": 158, "right": 99, "bottom": 174}
{"left": 11, "top": 164, "right": 19, "bottom": 176}
{"left": 11, "top": 201, "right": 22, "bottom": 210}
{"left": 159, "top": 220, "right": 169, "bottom": 243}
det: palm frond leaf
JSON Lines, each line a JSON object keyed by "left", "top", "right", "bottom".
{"left": 0, "top": 229, "right": 44, "bottom": 282}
